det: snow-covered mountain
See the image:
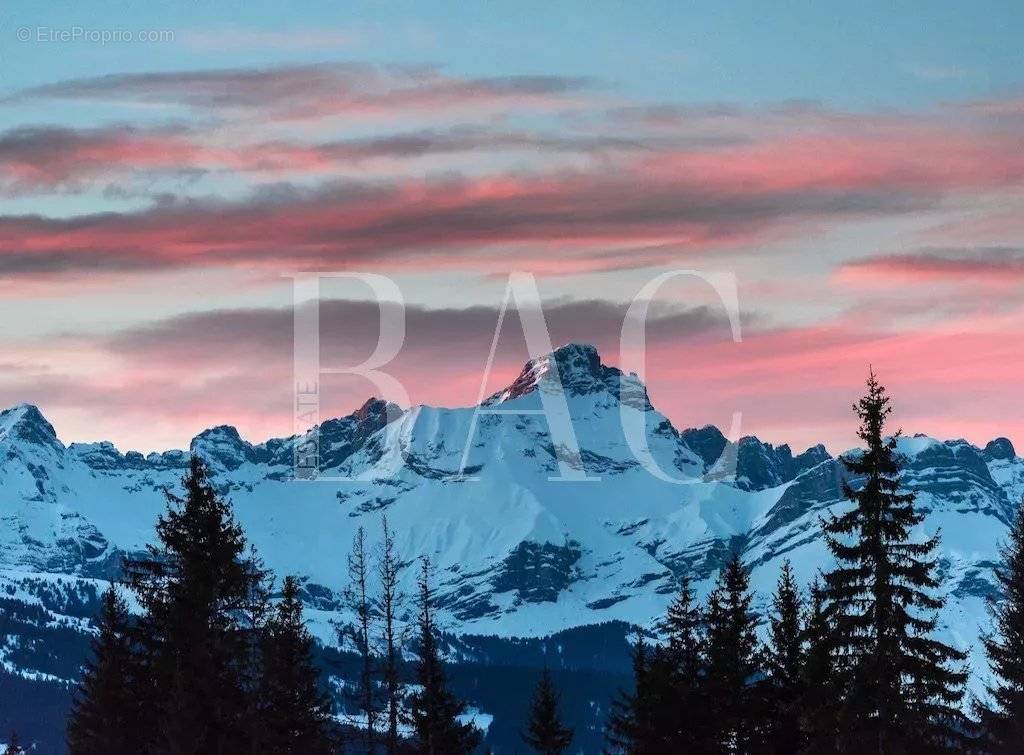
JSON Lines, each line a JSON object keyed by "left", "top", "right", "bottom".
{"left": 1, "top": 343, "right": 1020, "bottom": 726}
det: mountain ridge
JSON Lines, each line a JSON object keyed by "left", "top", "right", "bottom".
{"left": 3, "top": 342, "right": 849, "bottom": 480}
{"left": 0, "top": 342, "right": 1020, "bottom": 720}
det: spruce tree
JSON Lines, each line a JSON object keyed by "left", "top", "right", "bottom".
{"left": 378, "top": 516, "right": 404, "bottom": 755}
{"left": 656, "top": 577, "right": 714, "bottom": 752}
{"left": 800, "top": 578, "right": 839, "bottom": 753}
{"left": 123, "top": 454, "right": 266, "bottom": 753}
{"left": 605, "top": 634, "right": 659, "bottom": 754}
{"left": 975, "top": 501, "right": 1024, "bottom": 752}
{"left": 606, "top": 580, "right": 712, "bottom": 753}
{"left": 763, "top": 560, "right": 805, "bottom": 753}
{"left": 67, "top": 585, "right": 139, "bottom": 754}
{"left": 408, "top": 557, "right": 482, "bottom": 755}
{"left": 4, "top": 732, "right": 24, "bottom": 755}
{"left": 704, "top": 552, "right": 763, "bottom": 753}
{"left": 522, "top": 668, "right": 573, "bottom": 755}
{"left": 258, "top": 576, "right": 335, "bottom": 754}
{"left": 822, "top": 371, "right": 967, "bottom": 752}
{"left": 241, "top": 563, "right": 274, "bottom": 750}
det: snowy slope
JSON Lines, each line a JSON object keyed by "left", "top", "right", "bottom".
{"left": 0, "top": 343, "right": 1020, "bottom": 696}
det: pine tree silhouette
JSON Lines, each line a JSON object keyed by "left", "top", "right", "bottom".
{"left": 763, "top": 560, "right": 805, "bottom": 753}
{"left": 522, "top": 668, "right": 573, "bottom": 755}
{"left": 975, "top": 500, "right": 1024, "bottom": 752}
{"left": 4, "top": 731, "right": 24, "bottom": 755}
{"left": 378, "top": 516, "right": 404, "bottom": 755}
{"left": 604, "top": 634, "right": 659, "bottom": 754}
{"left": 344, "top": 526, "right": 378, "bottom": 751}
{"left": 656, "top": 576, "right": 714, "bottom": 752}
{"left": 822, "top": 371, "right": 967, "bottom": 752}
{"left": 241, "top": 568, "right": 274, "bottom": 750}
{"left": 67, "top": 585, "right": 139, "bottom": 754}
{"left": 258, "top": 576, "right": 335, "bottom": 754}
{"left": 800, "top": 577, "right": 840, "bottom": 753}
{"left": 704, "top": 552, "right": 763, "bottom": 753}
{"left": 407, "top": 557, "right": 481, "bottom": 755}
{"left": 123, "top": 454, "right": 267, "bottom": 753}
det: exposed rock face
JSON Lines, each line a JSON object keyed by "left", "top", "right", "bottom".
{"left": 0, "top": 403, "right": 63, "bottom": 454}
{"left": 681, "top": 425, "right": 831, "bottom": 490}
{"left": 492, "top": 540, "right": 583, "bottom": 604}
{"left": 681, "top": 425, "right": 729, "bottom": 470}
{"left": 984, "top": 437, "right": 1016, "bottom": 462}
{"left": 486, "top": 343, "right": 651, "bottom": 410}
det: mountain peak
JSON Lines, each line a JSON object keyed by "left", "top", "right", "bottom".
{"left": 0, "top": 402, "right": 61, "bottom": 450}
{"left": 484, "top": 343, "right": 650, "bottom": 409}
{"left": 191, "top": 424, "right": 261, "bottom": 471}
{"left": 352, "top": 397, "right": 402, "bottom": 424}
{"left": 984, "top": 437, "right": 1016, "bottom": 462}
{"left": 549, "top": 342, "right": 601, "bottom": 367}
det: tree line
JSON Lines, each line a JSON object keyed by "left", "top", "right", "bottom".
{"left": 63, "top": 455, "right": 494, "bottom": 754}
{"left": 58, "top": 372, "right": 1024, "bottom": 753}
{"left": 604, "top": 372, "right": 1024, "bottom": 754}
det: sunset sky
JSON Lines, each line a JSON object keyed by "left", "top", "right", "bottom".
{"left": 1, "top": 1, "right": 1023, "bottom": 453}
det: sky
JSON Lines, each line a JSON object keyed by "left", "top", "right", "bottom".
{"left": 0, "top": 1, "right": 1023, "bottom": 453}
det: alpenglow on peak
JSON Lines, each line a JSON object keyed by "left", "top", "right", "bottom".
{"left": 484, "top": 343, "right": 650, "bottom": 410}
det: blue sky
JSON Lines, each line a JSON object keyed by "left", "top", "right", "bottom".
{"left": 3, "top": 1, "right": 1021, "bottom": 108}
{"left": 0, "top": 1, "right": 1022, "bottom": 452}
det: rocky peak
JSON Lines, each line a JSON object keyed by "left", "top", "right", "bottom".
{"left": 984, "top": 437, "right": 1016, "bottom": 462}
{"left": 312, "top": 398, "right": 403, "bottom": 470}
{"left": 0, "top": 403, "right": 63, "bottom": 453}
{"left": 484, "top": 343, "right": 650, "bottom": 409}
{"left": 680, "top": 425, "right": 728, "bottom": 469}
{"left": 68, "top": 441, "right": 131, "bottom": 470}
{"left": 796, "top": 444, "right": 831, "bottom": 470}
{"left": 191, "top": 424, "right": 266, "bottom": 471}
{"left": 352, "top": 397, "right": 402, "bottom": 426}
{"left": 680, "top": 426, "right": 831, "bottom": 490}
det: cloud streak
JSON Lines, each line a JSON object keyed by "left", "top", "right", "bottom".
{"left": 1, "top": 76, "right": 1022, "bottom": 281}
{"left": 3, "top": 64, "right": 1024, "bottom": 285}
{"left": 0, "top": 124, "right": 646, "bottom": 195}
{"left": 0, "top": 168, "right": 937, "bottom": 279}
{"left": 0, "top": 298, "right": 735, "bottom": 449}
{"left": 6, "top": 63, "right": 593, "bottom": 121}
{"left": 5, "top": 295, "right": 1023, "bottom": 456}
{"left": 837, "top": 247, "right": 1024, "bottom": 285}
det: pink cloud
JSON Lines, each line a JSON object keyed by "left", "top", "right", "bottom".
{"left": 3, "top": 298, "right": 1022, "bottom": 456}
{"left": 0, "top": 154, "right": 955, "bottom": 279}
{"left": 835, "top": 247, "right": 1024, "bottom": 288}
{"left": 1, "top": 92, "right": 1022, "bottom": 283}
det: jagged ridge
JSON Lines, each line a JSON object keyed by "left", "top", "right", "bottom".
{"left": 0, "top": 343, "right": 1018, "bottom": 709}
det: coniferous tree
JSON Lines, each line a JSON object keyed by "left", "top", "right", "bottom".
{"left": 123, "top": 454, "right": 267, "bottom": 754}
{"left": 258, "top": 576, "right": 335, "bottom": 754}
{"left": 378, "top": 516, "right": 404, "bottom": 755}
{"left": 656, "top": 577, "right": 714, "bottom": 752}
{"left": 4, "top": 732, "right": 24, "bottom": 755}
{"left": 241, "top": 564, "right": 274, "bottom": 750}
{"left": 605, "top": 634, "right": 660, "bottom": 754}
{"left": 67, "top": 585, "right": 139, "bottom": 754}
{"left": 408, "top": 557, "right": 482, "bottom": 755}
{"left": 975, "top": 500, "right": 1024, "bottom": 752}
{"left": 704, "top": 552, "right": 763, "bottom": 754}
{"left": 822, "top": 371, "right": 967, "bottom": 752}
{"left": 800, "top": 578, "right": 839, "bottom": 753}
{"left": 763, "top": 560, "right": 805, "bottom": 754}
{"left": 345, "top": 526, "right": 378, "bottom": 752}
{"left": 522, "top": 668, "right": 573, "bottom": 755}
